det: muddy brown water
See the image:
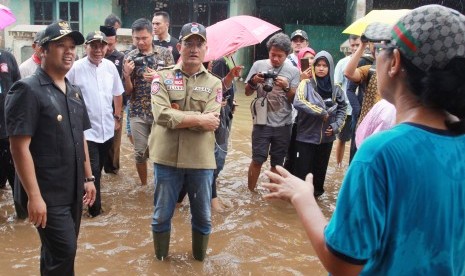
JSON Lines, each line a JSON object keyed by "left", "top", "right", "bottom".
{"left": 0, "top": 83, "right": 350, "bottom": 275}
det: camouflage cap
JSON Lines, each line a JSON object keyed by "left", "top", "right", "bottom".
{"left": 363, "top": 5, "right": 465, "bottom": 71}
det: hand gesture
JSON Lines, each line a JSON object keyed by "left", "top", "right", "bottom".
{"left": 143, "top": 67, "right": 158, "bottom": 82}
{"left": 325, "top": 125, "right": 334, "bottom": 137}
{"left": 300, "top": 67, "right": 312, "bottom": 80}
{"left": 230, "top": 65, "right": 243, "bottom": 78}
{"left": 83, "top": 182, "right": 96, "bottom": 207}
{"left": 275, "top": 76, "right": 289, "bottom": 90}
{"left": 262, "top": 166, "right": 314, "bottom": 203}
{"left": 123, "top": 59, "right": 135, "bottom": 78}
{"left": 27, "top": 195, "right": 47, "bottom": 228}
{"left": 200, "top": 112, "right": 220, "bottom": 131}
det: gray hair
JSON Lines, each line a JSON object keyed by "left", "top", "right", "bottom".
{"left": 266, "top": 33, "right": 292, "bottom": 55}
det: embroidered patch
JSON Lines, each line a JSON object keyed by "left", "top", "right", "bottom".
{"left": 0, "top": 63, "right": 8, "bottom": 73}
{"left": 151, "top": 82, "right": 160, "bottom": 95}
{"left": 216, "top": 88, "right": 222, "bottom": 103}
{"left": 193, "top": 86, "right": 212, "bottom": 93}
{"left": 164, "top": 79, "right": 173, "bottom": 85}
{"left": 166, "top": 85, "right": 184, "bottom": 91}
{"left": 174, "top": 79, "right": 183, "bottom": 85}
{"left": 165, "top": 72, "right": 174, "bottom": 79}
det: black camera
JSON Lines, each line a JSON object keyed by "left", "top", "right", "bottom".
{"left": 323, "top": 98, "right": 335, "bottom": 108}
{"left": 131, "top": 56, "right": 156, "bottom": 76}
{"left": 262, "top": 69, "right": 278, "bottom": 92}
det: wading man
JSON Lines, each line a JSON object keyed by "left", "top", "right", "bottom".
{"left": 6, "top": 20, "right": 96, "bottom": 275}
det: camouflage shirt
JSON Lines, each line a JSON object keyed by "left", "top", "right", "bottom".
{"left": 125, "top": 45, "right": 174, "bottom": 119}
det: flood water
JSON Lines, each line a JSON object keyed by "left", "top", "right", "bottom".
{"left": 0, "top": 83, "right": 350, "bottom": 275}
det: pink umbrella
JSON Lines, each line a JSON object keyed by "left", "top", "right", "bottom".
{"left": 204, "top": 15, "right": 281, "bottom": 62}
{"left": 0, "top": 4, "right": 16, "bottom": 30}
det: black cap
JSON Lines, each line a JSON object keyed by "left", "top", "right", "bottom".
{"left": 179, "top": 22, "right": 207, "bottom": 41}
{"left": 291, "top": 29, "right": 308, "bottom": 41}
{"left": 40, "top": 20, "right": 85, "bottom": 46}
{"left": 34, "top": 30, "right": 45, "bottom": 44}
{"left": 100, "top": 25, "right": 116, "bottom": 37}
{"left": 85, "top": 30, "right": 108, "bottom": 44}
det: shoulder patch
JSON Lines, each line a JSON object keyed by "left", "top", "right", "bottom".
{"left": 151, "top": 78, "right": 160, "bottom": 95}
{"left": 215, "top": 88, "right": 222, "bottom": 103}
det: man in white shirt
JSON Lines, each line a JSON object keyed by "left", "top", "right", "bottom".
{"left": 19, "top": 30, "right": 44, "bottom": 78}
{"left": 67, "top": 31, "right": 124, "bottom": 217}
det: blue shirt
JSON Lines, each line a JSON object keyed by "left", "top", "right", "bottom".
{"left": 325, "top": 123, "right": 465, "bottom": 275}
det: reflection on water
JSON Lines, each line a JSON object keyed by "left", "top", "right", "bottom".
{"left": 0, "top": 83, "right": 350, "bottom": 275}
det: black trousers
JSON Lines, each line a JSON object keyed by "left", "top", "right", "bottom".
{"left": 0, "top": 139, "right": 27, "bottom": 218}
{"left": 87, "top": 138, "right": 113, "bottom": 217}
{"left": 293, "top": 141, "right": 333, "bottom": 196}
{"left": 37, "top": 204, "right": 81, "bottom": 276}
{"left": 0, "top": 139, "right": 15, "bottom": 188}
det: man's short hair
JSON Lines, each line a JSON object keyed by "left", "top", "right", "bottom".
{"left": 153, "top": 11, "right": 170, "bottom": 23}
{"left": 349, "top": 34, "right": 360, "bottom": 41}
{"left": 266, "top": 33, "right": 292, "bottom": 55}
{"left": 104, "top": 14, "right": 122, "bottom": 28}
{"left": 131, "top": 18, "right": 153, "bottom": 34}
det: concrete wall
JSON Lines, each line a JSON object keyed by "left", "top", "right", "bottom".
{"left": 82, "top": 0, "right": 116, "bottom": 36}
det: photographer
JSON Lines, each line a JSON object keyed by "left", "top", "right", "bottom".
{"left": 244, "top": 32, "right": 300, "bottom": 192}
{"left": 123, "top": 18, "right": 174, "bottom": 186}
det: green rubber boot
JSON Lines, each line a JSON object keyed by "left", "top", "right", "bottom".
{"left": 152, "top": 231, "right": 170, "bottom": 260}
{"left": 192, "top": 230, "right": 210, "bottom": 261}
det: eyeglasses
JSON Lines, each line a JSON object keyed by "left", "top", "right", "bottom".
{"left": 183, "top": 40, "right": 206, "bottom": 48}
{"left": 374, "top": 43, "right": 396, "bottom": 55}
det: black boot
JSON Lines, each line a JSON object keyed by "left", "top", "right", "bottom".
{"left": 192, "top": 230, "right": 210, "bottom": 261}
{"left": 152, "top": 231, "right": 170, "bottom": 260}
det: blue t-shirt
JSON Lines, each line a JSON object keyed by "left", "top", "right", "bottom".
{"left": 325, "top": 123, "right": 465, "bottom": 275}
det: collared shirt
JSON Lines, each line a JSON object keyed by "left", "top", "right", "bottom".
{"left": 148, "top": 64, "right": 222, "bottom": 169}
{"left": 154, "top": 34, "right": 180, "bottom": 62}
{"left": 0, "top": 50, "right": 21, "bottom": 139}
{"left": 67, "top": 57, "right": 124, "bottom": 143}
{"left": 19, "top": 54, "right": 41, "bottom": 79}
{"left": 125, "top": 45, "right": 175, "bottom": 120}
{"left": 5, "top": 67, "right": 91, "bottom": 206}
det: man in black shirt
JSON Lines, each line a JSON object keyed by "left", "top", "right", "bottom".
{"left": 6, "top": 20, "right": 96, "bottom": 275}
{"left": 152, "top": 11, "right": 180, "bottom": 63}
{"left": 0, "top": 36, "right": 26, "bottom": 219}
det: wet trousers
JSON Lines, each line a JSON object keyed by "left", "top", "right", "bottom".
{"left": 37, "top": 204, "right": 81, "bottom": 276}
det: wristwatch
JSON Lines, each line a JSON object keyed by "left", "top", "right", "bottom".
{"left": 113, "top": 114, "right": 122, "bottom": 121}
{"left": 84, "top": 176, "right": 95, "bottom": 183}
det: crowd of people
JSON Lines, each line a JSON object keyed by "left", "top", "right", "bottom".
{"left": 1, "top": 4, "right": 465, "bottom": 275}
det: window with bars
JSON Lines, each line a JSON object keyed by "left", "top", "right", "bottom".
{"left": 32, "top": 0, "right": 81, "bottom": 31}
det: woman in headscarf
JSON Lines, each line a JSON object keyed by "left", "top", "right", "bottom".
{"left": 263, "top": 5, "right": 465, "bottom": 275}
{"left": 292, "top": 51, "right": 347, "bottom": 197}
{"left": 297, "top": 47, "right": 316, "bottom": 80}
